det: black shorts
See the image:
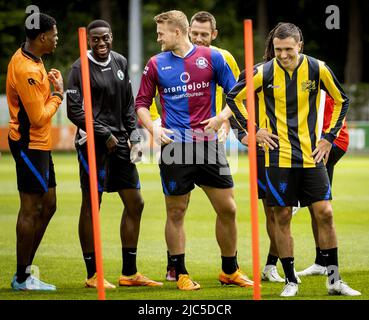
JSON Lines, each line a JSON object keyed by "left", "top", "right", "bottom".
{"left": 326, "top": 144, "right": 346, "bottom": 185}
{"left": 265, "top": 166, "right": 331, "bottom": 207}
{"left": 257, "top": 151, "right": 266, "bottom": 199}
{"left": 77, "top": 141, "right": 140, "bottom": 193}
{"left": 8, "top": 137, "right": 56, "bottom": 194}
{"left": 159, "top": 141, "right": 234, "bottom": 196}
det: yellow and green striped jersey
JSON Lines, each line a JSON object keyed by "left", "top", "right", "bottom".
{"left": 226, "top": 54, "right": 349, "bottom": 168}
{"left": 149, "top": 45, "right": 240, "bottom": 119}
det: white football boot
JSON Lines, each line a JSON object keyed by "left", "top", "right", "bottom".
{"left": 261, "top": 265, "right": 285, "bottom": 283}
{"left": 297, "top": 263, "right": 327, "bottom": 276}
{"left": 280, "top": 281, "right": 298, "bottom": 297}
{"left": 327, "top": 279, "right": 361, "bottom": 296}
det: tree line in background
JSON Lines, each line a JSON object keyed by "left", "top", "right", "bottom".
{"left": 1, "top": 0, "right": 368, "bottom": 119}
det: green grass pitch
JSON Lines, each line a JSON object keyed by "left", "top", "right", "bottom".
{"left": 0, "top": 152, "right": 368, "bottom": 300}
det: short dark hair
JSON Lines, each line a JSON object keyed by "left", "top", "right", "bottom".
{"left": 190, "top": 11, "right": 216, "bottom": 31}
{"left": 263, "top": 22, "right": 304, "bottom": 62}
{"left": 87, "top": 20, "right": 111, "bottom": 34}
{"left": 25, "top": 13, "right": 56, "bottom": 40}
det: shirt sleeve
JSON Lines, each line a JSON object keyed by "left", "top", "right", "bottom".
{"left": 66, "top": 64, "right": 112, "bottom": 140}
{"left": 135, "top": 58, "right": 158, "bottom": 111}
{"left": 121, "top": 66, "right": 141, "bottom": 143}
{"left": 212, "top": 49, "right": 236, "bottom": 94}
{"left": 16, "top": 70, "right": 61, "bottom": 128}
{"left": 226, "top": 67, "right": 262, "bottom": 131}
{"left": 223, "top": 50, "right": 241, "bottom": 80}
{"left": 229, "top": 115, "right": 247, "bottom": 142}
{"left": 319, "top": 62, "right": 349, "bottom": 143}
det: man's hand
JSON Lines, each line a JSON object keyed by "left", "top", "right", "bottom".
{"left": 256, "top": 128, "right": 279, "bottom": 150}
{"left": 105, "top": 134, "right": 118, "bottom": 153}
{"left": 130, "top": 142, "right": 143, "bottom": 163}
{"left": 200, "top": 115, "right": 224, "bottom": 134}
{"left": 312, "top": 138, "right": 332, "bottom": 164}
{"left": 241, "top": 134, "right": 248, "bottom": 146}
{"left": 217, "top": 120, "right": 231, "bottom": 143}
{"left": 153, "top": 126, "right": 174, "bottom": 145}
{"left": 48, "top": 68, "right": 64, "bottom": 94}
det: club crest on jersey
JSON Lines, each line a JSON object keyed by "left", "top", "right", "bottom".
{"left": 301, "top": 80, "right": 316, "bottom": 92}
{"left": 117, "top": 69, "right": 124, "bottom": 80}
{"left": 196, "top": 57, "right": 208, "bottom": 69}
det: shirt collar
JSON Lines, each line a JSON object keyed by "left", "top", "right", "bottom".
{"left": 171, "top": 44, "right": 195, "bottom": 58}
{"left": 21, "top": 43, "right": 42, "bottom": 62}
{"left": 87, "top": 50, "right": 111, "bottom": 67}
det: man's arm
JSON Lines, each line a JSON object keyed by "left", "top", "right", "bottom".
{"left": 226, "top": 69, "right": 278, "bottom": 149}
{"left": 135, "top": 58, "right": 173, "bottom": 145}
{"left": 210, "top": 48, "right": 241, "bottom": 142}
{"left": 137, "top": 107, "right": 173, "bottom": 145}
{"left": 16, "top": 70, "right": 62, "bottom": 128}
{"left": 120, "top": 64, "right": 141, "bottom": 144}
{"left": 312, "top": 62, "right": 350, "bottom": 163}
{"left": 66, "top": 65, "right": 112, "bottom": 141}
{"left": 201, "top": 105, "right": 233, "bottom": 133}
{"left": 201, "top": 50, "right": 238, "bottom": 134}
{"left": 229, "top": 115, "right": 248, "bottom": 144}
{"left": 319, "top": 62, "right": 349, "bottom": 143}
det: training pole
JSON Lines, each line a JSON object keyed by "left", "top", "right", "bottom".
{"left": 244, "top": 19, "right": 261, "bottom": 300}
{"left": 78, "top": 27, "right": 106, "bottom": 300}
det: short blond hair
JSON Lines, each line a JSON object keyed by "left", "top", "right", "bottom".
{"left": 154, "top": 10, "right": 189, "bottom": 34}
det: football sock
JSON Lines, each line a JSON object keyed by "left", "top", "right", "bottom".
{"left": 166, "top": 250, "right": 174, "bottom": 270}
{"left": 321, "top": 247, "right": 340, "bottom": 284}
{"left": 83, "top": 252, "right": 96, "bottom": 279}
{"left": 122, "top": 247, "right": 138, "bottom": 276}
{"left": 280, "top": 257, "right": 297, "bottom": 283}
{"left": 266, "top": 253, "right": 279, "bottom": 266}
{"left": 16, "top": 264, "right": 30, "bottom": 283}
{"left": 170, "top": 254, "right": 188, "bottom": 279}
{"left": 222, "top": 256, "right": 238, "bottom": 274}
{"left": 235, "top": 251, "right": 239, "bottom": 269}
{"left": 314, "top": 247, "right": 326, "bottom": 266}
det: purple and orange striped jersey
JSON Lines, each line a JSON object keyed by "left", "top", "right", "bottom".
{"left": 135, "top": 45, "right": 236, "bottom": 142}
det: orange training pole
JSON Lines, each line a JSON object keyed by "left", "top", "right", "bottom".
{"left": 78, "top": 27, "right": 106, "bottom": 300}
{"left": 244, "top": 19, "right": 261, "bottom": 300}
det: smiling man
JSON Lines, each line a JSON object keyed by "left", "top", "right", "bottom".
{"left": 226, "top": 22, "right": 361, "bottom": 297}
{"left": 7, "top": 12, "right": 63, "bottom": 291}
{"left": 162, "top": 11, "right": 248, "bottom": 283}
{"left": 136, "top": 10, "right": 255, "bottom": 291}
{"left": 67, "top": 20, "right": 162, "bottom": 289}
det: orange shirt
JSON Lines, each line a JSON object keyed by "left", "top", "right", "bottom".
{"left": 6, "top": 45, "right": 62, "bottom": 150}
